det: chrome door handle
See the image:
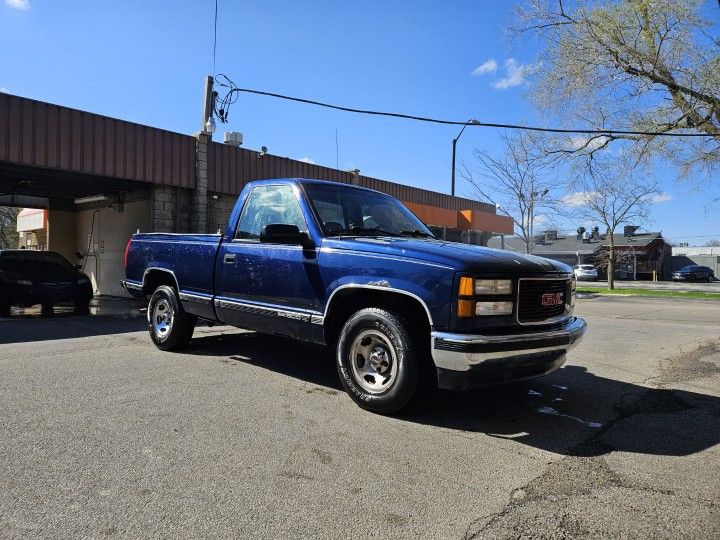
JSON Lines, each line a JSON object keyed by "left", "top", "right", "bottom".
{"left": 223, "top": 254, "right": 236, "bottom": 264}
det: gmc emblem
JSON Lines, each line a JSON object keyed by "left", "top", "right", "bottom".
{"left": 541, "top": 292, "right": 564, "bottom": 306}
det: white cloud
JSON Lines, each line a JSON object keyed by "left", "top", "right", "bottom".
{"left": 297, "top": 157, "right": 315, "bottom": 165}
{"left": 0, "top": 87, "right": 8, "bottom": 93}
{"left": 533, "top": 214, "right": 549, "bottom": 226}
{"left": 5, "top": 0, "right": 30, "bottom": 10}
{"left": 492, "top": 58, "right": 537, "bottom": 90}
{"left": 471, "top": 59, "right": 497, "bottom": 76}
{"left": 648, "top": 193, "right": 672, "bottom": 203}
{"left": 562, "top": 191, "right": 598, "bottom": 207}
{"left": 569, "top": 135, "right": 610, "bottom": 151}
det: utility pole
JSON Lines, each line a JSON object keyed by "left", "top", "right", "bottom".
{"left": 201, "top": 75, "right": 215, "bottom": 137}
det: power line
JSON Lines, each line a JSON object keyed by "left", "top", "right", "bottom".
{"left": 213, "top": 76, "right": 714, "bottom": 138}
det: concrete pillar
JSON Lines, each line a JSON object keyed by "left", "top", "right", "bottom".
{"left": 191, "top": 132, "right": 210, "bottom": 233}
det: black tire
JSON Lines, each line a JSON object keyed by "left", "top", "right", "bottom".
{"left": 0, "top": 303, "right": 10, "bottom": 317}
{"left": 75, "top": 299, "right": 91, "bottom": 315}
{"left": 147, "top": 285, "right": 197, "bottom": 351}
{"left": 41, "top": 303, "right": 53, "bottom": 316}
{"left": 336, "top": 307, "right": 425, "bottom": 414}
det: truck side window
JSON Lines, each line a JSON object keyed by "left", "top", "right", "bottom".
{"left": 235, "top": 185, "right": 307, "bottom": 241}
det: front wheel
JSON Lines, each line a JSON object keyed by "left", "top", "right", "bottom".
{"left": 147, "top": 285, "right": 196, "bottom": 351}
{"left": 336, "top": 308, "right": 424, "bottom": 415}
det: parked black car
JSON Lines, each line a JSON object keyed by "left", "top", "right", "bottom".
{"left": 0, "top": 250, "right": 93, "bottom": 315}
{"left": 671, "top": 265, "right": 715, "bottom": 283}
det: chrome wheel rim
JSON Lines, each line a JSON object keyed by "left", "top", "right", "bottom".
{"left": 349, "top": 330, "right": 398, "bottom": 394}
{"left": 152, "top": 299, "right": 173, "bottom": 338}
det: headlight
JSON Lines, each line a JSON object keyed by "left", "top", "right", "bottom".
{"left": 459, "top": 277, "right": 512, "bottom": 296}
{"left": 474, "top": 279, "right": 512, "bottom": 295}
{"left": 457, "top": 277, "right": 514, "bottom": 317}
{"left": 475, "top": 301, "right": 513, "bottom": 316}
{"left": 17, "top": 279, "right": 32, "bottom": 286}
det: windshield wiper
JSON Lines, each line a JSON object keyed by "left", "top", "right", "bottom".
{"left": 400, "top": 229, "right": 434, "bottom": 238}
{"left": 337, "top": 226, "right": 402, "bottom": 237}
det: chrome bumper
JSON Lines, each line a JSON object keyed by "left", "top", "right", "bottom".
{"left": 431, "top": 317, "right": 587, "bottom": 373}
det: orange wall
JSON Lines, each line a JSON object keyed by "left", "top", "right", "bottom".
{"left": 459, "top": 210, "right": 514, "bottom": 234}
{"left": 403, "top": 201, "right": 514, "bottom": 234}
{"left": 403, "top": 202, "right": 458, "bottom": 228}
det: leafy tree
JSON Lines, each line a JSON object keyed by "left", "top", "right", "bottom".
{"left": 514, "top": 0, "right": 720, "bottom": 180}
{"left": 0, "top": 207, "right": 20, "bottom": 249}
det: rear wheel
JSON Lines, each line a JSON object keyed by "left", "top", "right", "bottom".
{"left": 147, "top": 285, "right": 197, "bottom": 351}
{"left": 336, "top": 308, "right": 425, "bottom": 414}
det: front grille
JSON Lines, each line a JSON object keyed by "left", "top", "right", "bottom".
{"left": 517, "top": 279, "right": 569, "bottom": 324}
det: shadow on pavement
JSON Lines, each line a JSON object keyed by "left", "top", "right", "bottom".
{"left": 0, "top": 297, "right": 146, "bottom": 344}
{"left": 183, "top": 331, "right": 720, "bottom": 458}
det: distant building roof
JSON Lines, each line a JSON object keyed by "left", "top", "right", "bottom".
{"left": 488, "top": 231, "right": 664, "bottom": 255}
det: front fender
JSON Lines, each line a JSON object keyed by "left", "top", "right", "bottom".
{"left": 318, "top": 250, "right": 455, "bottom": 330}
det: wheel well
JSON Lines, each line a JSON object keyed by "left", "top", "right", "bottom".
{"left": 324, "top": 288, "right": 431, "bottom": 345}
{"left": 142, "top": 270, "right": 177, "bottom": 296}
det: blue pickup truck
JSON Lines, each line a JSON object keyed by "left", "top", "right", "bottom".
{"left": 123, "top": 178, "right": 586, "bottom": 413}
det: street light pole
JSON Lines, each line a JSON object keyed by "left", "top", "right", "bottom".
{"left": 451, "top": 119, "right": 479, "bottom": 197}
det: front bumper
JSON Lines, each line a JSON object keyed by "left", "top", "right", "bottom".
{"left": 431, "top": 317, "right": 587, "bottom": 390}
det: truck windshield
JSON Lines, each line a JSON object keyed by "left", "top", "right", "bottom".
{"left": 303, "top": 183, "right": 434, "bottom": 239}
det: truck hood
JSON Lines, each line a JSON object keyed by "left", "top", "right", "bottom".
{"left": 322, "top": 237, "right": 572, "bottom": 274}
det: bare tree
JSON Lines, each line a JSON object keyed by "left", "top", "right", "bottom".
{"left": 460, "top": 133, "right": 562, "bottom": 254}
{"left": 704, "top": 239, "right": 720, "bottom": 247}
{"left": 0, "top": 207, "right": 20, "bottom": 249}
{"left": 513, "top": 0, "right": 720, "bottom": 182}
{"left": 565, "top": 169, "right": 660, "bottom": 289}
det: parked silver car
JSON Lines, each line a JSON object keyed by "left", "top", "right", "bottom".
{"left": 573, "top": 264, "right": 598, "bottom": 281}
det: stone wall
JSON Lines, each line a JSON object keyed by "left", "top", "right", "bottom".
{"left": 207, "top": 193, "right": 236, "bottom": 235}
{"left": 151, "top": 185, "right": 191, "bottom": 233}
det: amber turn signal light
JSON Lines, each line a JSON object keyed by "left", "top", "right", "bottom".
{"left": 457, "top": 299, "right": 474, "bottom": 317}
{"left": 458, "top": 276, "right": 474, "bottom": 296}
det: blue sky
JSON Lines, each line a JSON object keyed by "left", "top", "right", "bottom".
{"left": 1, "top": 0, "right": 718, "bottom": 244}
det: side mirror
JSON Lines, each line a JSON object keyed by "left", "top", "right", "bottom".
{"left": 260, "top": 224, "right": 313, "bottom": 247}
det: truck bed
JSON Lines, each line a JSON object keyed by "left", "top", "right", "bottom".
{"left": 125, "top": 233, "right": 222, "bottom": 297}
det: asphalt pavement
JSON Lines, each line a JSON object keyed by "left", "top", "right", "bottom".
{"left": 1, "top": 296, "right": 719, "bottom": 538}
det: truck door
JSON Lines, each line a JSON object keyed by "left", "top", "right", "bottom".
{"left": 215, "top": 184, "right": 322, "bottom": 341}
